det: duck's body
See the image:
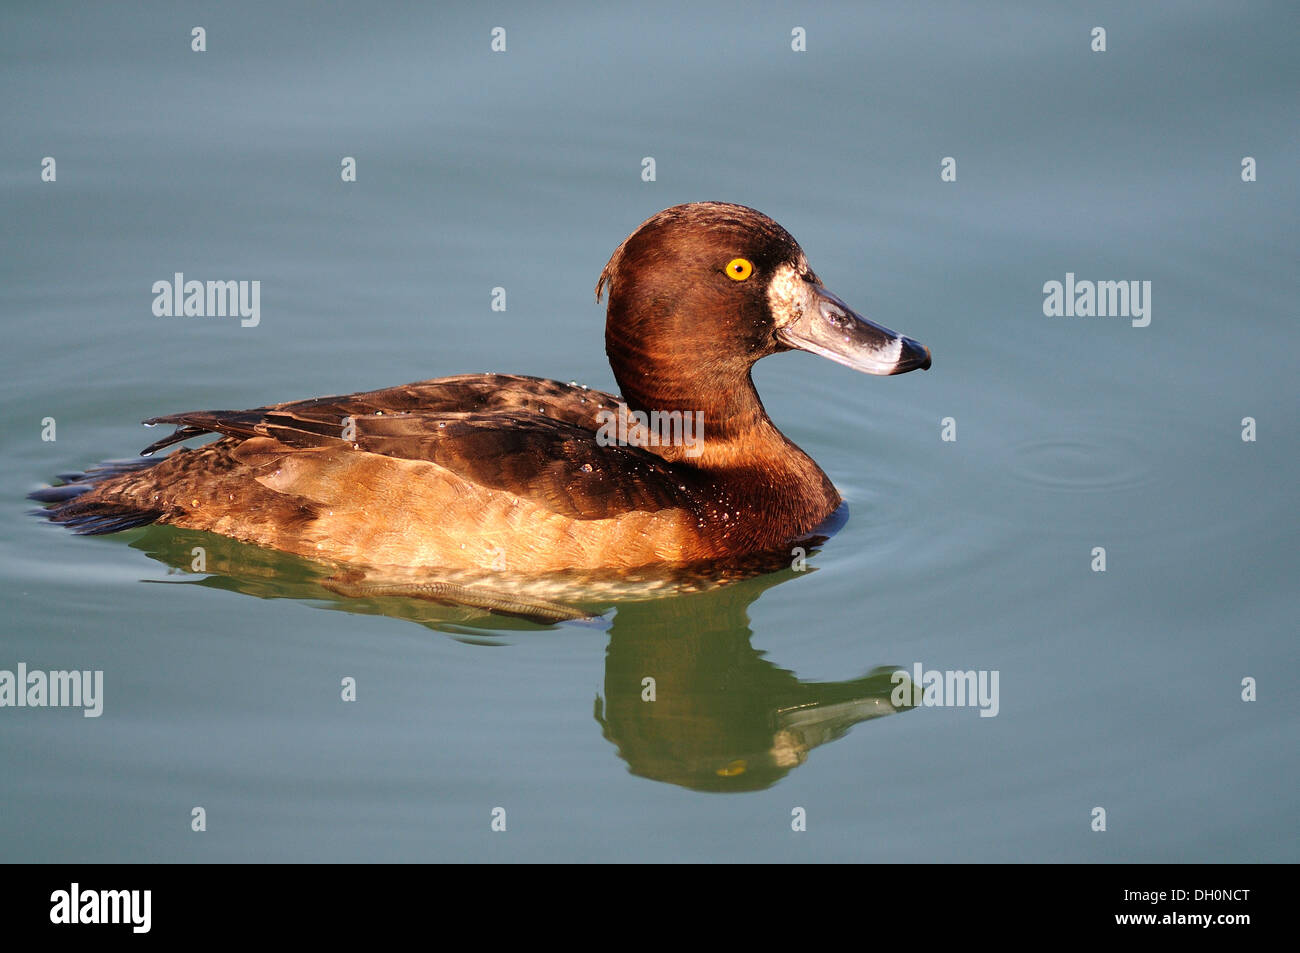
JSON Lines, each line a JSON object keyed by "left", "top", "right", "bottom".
{"left": 35, "top": 203, "right": 930, "bottom": 578}
{"left": 59, "top": 373, "right": 837, "bottom": 572}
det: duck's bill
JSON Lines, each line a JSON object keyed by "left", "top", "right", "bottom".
{"left": 775, "top": 284, "right": 931, "bottom": 375}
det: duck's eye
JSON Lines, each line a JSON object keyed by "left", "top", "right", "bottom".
{"left": 725, "top": 258, "right": 754, "bottom": 281}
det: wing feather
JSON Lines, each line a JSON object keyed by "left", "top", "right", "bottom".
{"left": 139, "top": 374, "right": 698, "bottom": 520}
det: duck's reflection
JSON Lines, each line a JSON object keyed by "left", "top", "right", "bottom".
{"left": 596, "top": 578, "right": 910, "bottom": 792}
{"left": 126, "top": 526, "right": 914, "bottom": 791}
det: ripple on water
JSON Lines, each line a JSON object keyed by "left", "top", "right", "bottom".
{"left": 1007, "top": 428, "right": 1157, "bottom": 494}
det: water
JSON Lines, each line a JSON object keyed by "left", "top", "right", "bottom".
{"left": 2, "top": 1, "right": 1296, "bottom": 862}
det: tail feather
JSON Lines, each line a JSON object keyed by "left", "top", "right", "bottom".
{"left": 30, "top": 456, "right": 168, "bottom": 535}
{"left": 28, "top": 484, "right": 94, "bottom": 503}
{"left": 46, "top": 503, "right": 166, "bottom": 535}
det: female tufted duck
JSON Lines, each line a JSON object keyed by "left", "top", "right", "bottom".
{"left": 34, "top": 202, "right": 930, "bottom": 576}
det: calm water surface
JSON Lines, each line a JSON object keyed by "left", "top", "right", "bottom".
{"left": 1, "top": 1, "right": 1296, "bottom": 861}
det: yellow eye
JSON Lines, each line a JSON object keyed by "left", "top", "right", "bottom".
{"left": 725, "top": 258, "right": 753, "bottom": 281}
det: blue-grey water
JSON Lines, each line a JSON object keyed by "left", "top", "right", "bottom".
{"left": 1, "top": 1, "right": 1296, "bottom": 862}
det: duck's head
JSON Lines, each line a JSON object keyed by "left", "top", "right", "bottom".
{"left": 597, "top": 202, "right": 930, "bottom": 416}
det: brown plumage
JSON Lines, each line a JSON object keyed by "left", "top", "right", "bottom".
{"left": 33, "top": 203, "right": 931, "bottom": 579}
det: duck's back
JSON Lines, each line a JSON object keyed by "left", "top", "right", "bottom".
{"left": 38, "top": 374, "right": 719, "bottom": 572}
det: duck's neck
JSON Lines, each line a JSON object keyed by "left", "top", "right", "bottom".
{"left": 612, "top": 361, "right": 843, "bottom": 545}
{"left": 614, "top": 358, "right": 769, "bottom": 445}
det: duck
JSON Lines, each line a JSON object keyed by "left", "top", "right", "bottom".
{"left": 33, "top": 202, "right": 931, "bottom": 578}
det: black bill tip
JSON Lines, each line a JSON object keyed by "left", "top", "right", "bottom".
{"left": 892, "top": 336, "right": 932, "bottom": 373}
